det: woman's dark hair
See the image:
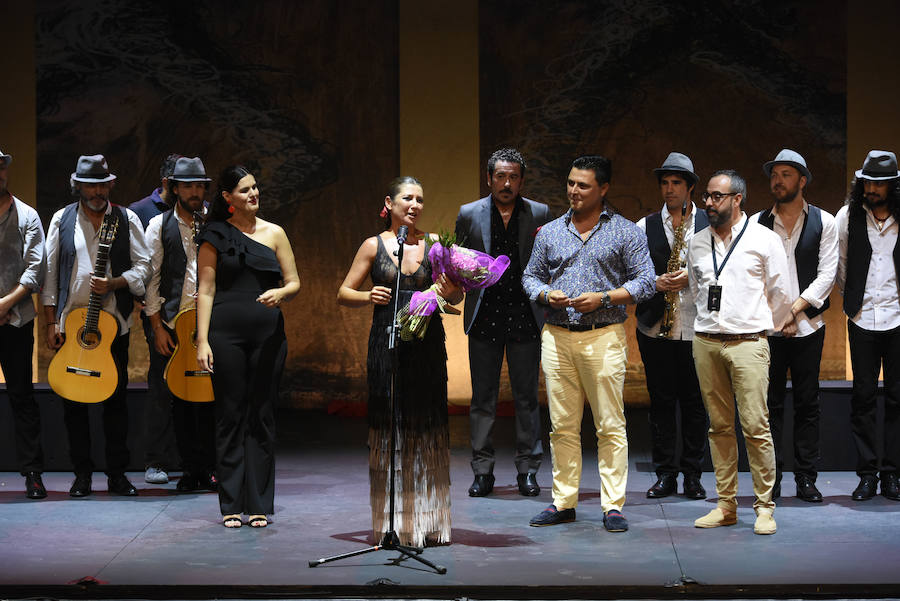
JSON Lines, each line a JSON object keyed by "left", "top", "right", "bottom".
{"left": 382, "top": 175, "right": 422, "bottom": 229}
{"left": 207, "top": 165, "right": 252, "bottom": 222}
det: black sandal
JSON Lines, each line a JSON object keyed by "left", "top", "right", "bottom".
{"left": 248, "top": 514, "right": 268, "bottom": 528}
{"left": 223, "top": 514, "right": 242, "bottom": 528}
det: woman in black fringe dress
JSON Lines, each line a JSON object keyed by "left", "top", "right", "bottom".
{"left": 338, "top": 176, "right": 461, "bottom": 546}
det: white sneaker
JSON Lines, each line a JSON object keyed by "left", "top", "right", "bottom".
{"left": 144, "top": 467, "right": 169, "bottom": 484}
{"left": 754, "top": 511, "right": 777, "bottom": 535}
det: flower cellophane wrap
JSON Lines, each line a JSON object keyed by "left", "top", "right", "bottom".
{"left": 396, "top": 242, "right": 510, "bottom": 341}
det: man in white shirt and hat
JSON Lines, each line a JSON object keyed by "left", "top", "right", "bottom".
{"left": 43, "top": 154, "right": 151, "bottom": 497}
{"left": 753, "top": 149, "right": 837, "bottom": 503}
{"left": 836, "top": 150, "right": 900, "bottom": 502}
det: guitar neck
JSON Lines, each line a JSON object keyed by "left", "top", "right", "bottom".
{"left": 84, "top": 241, "right": 112, "bottom": 333}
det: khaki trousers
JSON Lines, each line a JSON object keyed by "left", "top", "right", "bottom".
{"left": 541, "top": 323, "right": 628, "bottom": 512}
{"left": 692, "top": 335, "right": 776, "bottom": 514}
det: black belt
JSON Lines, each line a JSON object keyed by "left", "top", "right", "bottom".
{"left": 696, "top": 331, "right": 766, "bottom": 342}
{"left": 550, "top": 321, "right": 614, "bottom": 332}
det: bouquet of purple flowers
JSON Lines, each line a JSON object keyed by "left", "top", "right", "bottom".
{"left": 397, "top": 232, "right": 510, "bottom": 341}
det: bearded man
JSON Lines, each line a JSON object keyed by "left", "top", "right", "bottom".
{"left": 752, "top": 150, "right": 837, "bottom": 503}
{"left": 687, "top": 170, "right": 792, "bottom": 535}
{"left": 836, "top": 150, "right": 900, "bottom": 502}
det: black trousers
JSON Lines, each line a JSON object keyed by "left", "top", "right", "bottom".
{"left": 848, "top": 321, "right": 900, "bottom": 476}
{"left": 147, "top": 322, "right": 216, "bottom": 475}
{"left": 637, "top": 331, "right": 708, "bottom": 478}
{"left": 468, "top": 334, "right": 543, "bottom": 476}
{"left": 63, "top": 332, "right": 130, "bottom": 476}
{"left": 142, "top": 315, "right": 178, "bottom": 470}
{"left": 766, "top": 327, "right": 825, "bottom": 482}
{"left": 0, "top": 321, "right": 44, "bottom": 475}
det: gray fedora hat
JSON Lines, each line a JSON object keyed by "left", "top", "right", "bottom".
{"left": 855, "top": 150, "right": 900, "bottom": 181}
{"left": 71, "top": 154, "right": 116, "bottom": 183}
{"left": 169, "top": 157, "right": 211, "bottom": 182}
{"left": 764, "top": 148, "right": 812, "bottom": 184}
{"left": 653, "top": 152, "right": 698, "bottom": 185}
{"left": 0, "top": 147, "right": 11, "bottom": 168}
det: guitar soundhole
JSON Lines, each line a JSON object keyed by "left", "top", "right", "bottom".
{"left": 78, "top": 327, "right": 101, "bottom": 350}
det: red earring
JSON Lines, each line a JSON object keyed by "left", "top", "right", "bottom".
{"left": 379, "top": 207, "right": 388, "bottom": 218}
{"left": 228, "top": 204, "right": 235, "bottom": 214}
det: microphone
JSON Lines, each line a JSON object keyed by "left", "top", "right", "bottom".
{"left": 397, "top": 225, "right": 409, "bottom": 245}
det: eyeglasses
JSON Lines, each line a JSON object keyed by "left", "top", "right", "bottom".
{"left": 702, "top": 191, "right": 737, "bottom": 203}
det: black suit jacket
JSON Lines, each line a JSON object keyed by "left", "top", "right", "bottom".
{"left": 454, "top": 195, "right": 551, "bottom": 335}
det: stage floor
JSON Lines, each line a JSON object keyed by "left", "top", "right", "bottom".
{"left": 0, "top": 411, "right": 898, "bottom": 599}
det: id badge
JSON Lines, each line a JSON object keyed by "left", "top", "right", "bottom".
{"left": 708, "top": 285, "right": 722, "bottom": 311}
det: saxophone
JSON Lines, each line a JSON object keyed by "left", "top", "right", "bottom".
{"left": 657, "top": 202, "right": 688, "bottom": 338}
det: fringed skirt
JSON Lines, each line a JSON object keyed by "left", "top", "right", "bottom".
{"left": 366, "top": 312, "right": 451, "bottom": 547}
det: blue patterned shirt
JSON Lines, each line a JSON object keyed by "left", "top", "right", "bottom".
{"left": 522, "top": 206, "right": 655, "bottom": 326}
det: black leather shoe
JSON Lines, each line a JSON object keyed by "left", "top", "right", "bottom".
{"left": 107, "top": 474, "right": 138, "bottom": 496}
{"left": 517, "top": 473, "right": 540, "bottom": 496}
{"left": 468, "top": 474, "right": 494, "bottom": 497}
{"left": 772, "top": 480, "right": 781, "bottom": 500}
{"left": 796, "top": 476, "right": 823, "bottom": 502}
{"left": 683, "top": 475, "right": 706, "bottom": 499}
{"left": 881, "top": 472, "right": 900, "bottom": 501}
{"left": 25, "top": 472, "right": 47, "bottom": 499}
{"left": 177, "top": 472, "right": 201, "bottom": 492}
{"left": 69, "top": 473, "right": 92, "bottom": 497}
{"left": 646, "top": 473, "right": 677, "bottom": 498}
{"left": 529, "top": 504, "right": 576, "bottom": 526}
{"left": 852, "top": 475, "right": 878, "bottom": 501}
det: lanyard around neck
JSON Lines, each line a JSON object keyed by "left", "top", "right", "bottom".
{"left": 711, "top": 218, "right": 749, "bottom": 281}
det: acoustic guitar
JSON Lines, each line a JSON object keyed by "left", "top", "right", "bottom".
{"left": 48, "top": 213, "right": 120, "bottom": 403}
{"left": 164, "top": 212, "right": 214, "bottom": 402}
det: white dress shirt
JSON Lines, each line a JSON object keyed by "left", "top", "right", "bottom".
{"left": 687, "top": 212, "right": 793, "bottom": 334}
{"left": 143, "top": 209, "right": 199, "bottom": 329}
{"left": 636, "top": 202, "right": 701, "bottom": 340}
{"left": 43, "top": 202, "right": 150, "bottom": 335}
{"left": 835, "top": 204, "right": 900, "bottom": 332}
{"left": 751, "top": 201, "right": 838, "bottom": 338}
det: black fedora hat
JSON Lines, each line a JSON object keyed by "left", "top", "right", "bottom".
{"left": 71, "top": 154, "right": 116, "bottom": 183}
{"left": 169, "top": 157, "right": 212, "bottom": 182}
{"left": 856, "top": 150, "right": 900, "bottom": 181}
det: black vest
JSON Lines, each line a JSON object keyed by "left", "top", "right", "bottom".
{"left": 56, "top": 203, "right": 133, "bottom": 324}
{"left": 635, "top": 208, "right": 709, "bottom": 328}
{"left": 757, "top": 205, "right": 829, "bottom": 319}
{"left": 158, "top": 209, "right": 188, "bottom": 322}
{"left": 843, "top": 204, "right": 900, "bottom": 317}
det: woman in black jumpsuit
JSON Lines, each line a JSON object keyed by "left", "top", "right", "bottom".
{"left": 196, "top": 165, "right": 300, "bottom": 529}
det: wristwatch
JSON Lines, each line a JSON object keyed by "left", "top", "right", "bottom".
{"left": 600, "top": 291, "right": 612, "bottom": 309}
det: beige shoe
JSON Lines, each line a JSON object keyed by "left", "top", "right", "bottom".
{"left": 694, "top": 507, "right": 737, "bottom": 528}
{"left": 754, "top": 511, "right": 776, "bottom": 535}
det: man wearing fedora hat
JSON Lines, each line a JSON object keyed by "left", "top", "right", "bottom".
{"left": 635, "top": 152, "right": 709, "bottom": 501}
{"left": 144, "top": 157, "right": 217, "bottom": 492}
{"left": 132, "top": 153, "right": 181, "bottom": 485}
{"left": 836, "top": 150, "right": 900, "bottom": 502}
{"left": 42, "top": 154, "right": 151, "bottom": 497}
{"left": 0, "top": 147, "right": 49, "bottom": 499}
{"left": 753, "top": 149, "right": 837, "bottom": 503}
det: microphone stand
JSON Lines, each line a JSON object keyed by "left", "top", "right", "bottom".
{"left": 309, "top": 230, "right": 446, "bottom": 574}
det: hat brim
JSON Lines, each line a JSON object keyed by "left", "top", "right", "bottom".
{"left": 763, "top": 160, "right": 812, "bottom": 184}
{"left": 855, "top": 169, "right": 900, "bottom": 181}
{"left": 653, "top": 167, "right": 698, "bottom": 184}
{"left": 170, "top": 176, "right": 212, "bottom": 183}
{"left": 71, "top": 173, "right": 117, "bottom": 183}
